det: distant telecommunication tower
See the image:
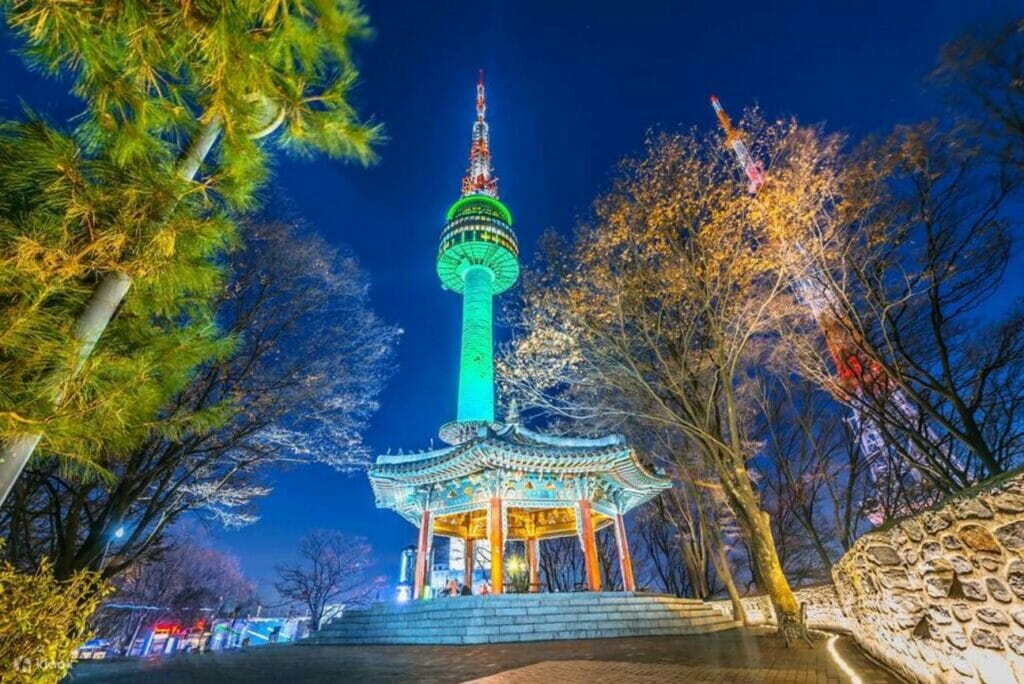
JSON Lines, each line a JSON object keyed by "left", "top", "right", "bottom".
{"left": 709, "top": 95, "right": 932, "bottom": 522}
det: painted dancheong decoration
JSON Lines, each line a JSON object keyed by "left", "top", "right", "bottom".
{"left": 368, "top": 73, "right": 670, "bottom": 601}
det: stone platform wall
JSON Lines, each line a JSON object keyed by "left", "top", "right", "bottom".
{"left": 832, "top": 472, "right": 1024, "bottom": 683}
{"left": 709, "top": 584, "right": 850, "bottom": 631}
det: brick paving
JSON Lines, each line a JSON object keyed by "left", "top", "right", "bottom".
{"left": 66, "top": 628, "right": 904, "bottom": 683}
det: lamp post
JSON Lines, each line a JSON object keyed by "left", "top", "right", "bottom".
{"left": 99, "top": 525, "right": 126, "bottom": 572}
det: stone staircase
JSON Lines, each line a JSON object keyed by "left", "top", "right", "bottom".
{"left": 306, "top": 592, "right": 740, "bottom": 645}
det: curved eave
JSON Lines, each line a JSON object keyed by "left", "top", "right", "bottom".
{"left": 369, "top": 440, "right": 631, "bottom": 484}
{"left": 368, "top": 441, "right": 671, "bottom": 519}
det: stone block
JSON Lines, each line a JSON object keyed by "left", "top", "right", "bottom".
{"left": 996, "top": 520, "right": 1024, "bottom": 551}
{"left": 988, "top": 577, "right": 1013, "bottom": 603}
{"left": 992, "top": 493, "right": 1024, "bottom": 514}
{"left": 971, "top": 627, "right": 1005, "bottom": 650}
{"left": 954, "top": 498, "right": 994, "bottom": 520}
{"left": 977, "top": 607, "right": 1010, "bottom": 626}
{"left": 865, "top": 544, "right": 902, "bottom": 566}
{"left": 958, "top": 524, "right": 1002, "bottom": 553}
{"left": 924, "top": 512, "right": 952, "bottom": 534}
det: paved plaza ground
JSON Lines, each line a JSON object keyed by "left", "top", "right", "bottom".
{"left": 66, "top": 628, "right": 903, "bottom": 683}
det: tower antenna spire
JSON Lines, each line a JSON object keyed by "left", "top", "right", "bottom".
{"left": 462, "top": 69, "right": 498, "bottom": 198}
{"left": 438, "top": 73, "right": 520, "bottom": 445}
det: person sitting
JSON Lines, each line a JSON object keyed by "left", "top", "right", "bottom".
{"left": 460, "top": 583, "right": 472, "bottom": 596}
{"left": 447, "top": 579, "right": 459, "bottom": 597}
{"left": 480, "top": 581, "right": 491, "bottom": 595}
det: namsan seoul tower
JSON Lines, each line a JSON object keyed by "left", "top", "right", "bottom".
{"left": 437, "top": 71, "right": 519, "bottom": 445}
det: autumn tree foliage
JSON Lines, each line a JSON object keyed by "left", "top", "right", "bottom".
{"left": 501, "top": 122, "right": 847, "bottom": 618}
{"left": 775, "top": 123, "right": 1024, "bottom": 498}
{"left": 0, "top": 542, "right": 109, "bottom": 684}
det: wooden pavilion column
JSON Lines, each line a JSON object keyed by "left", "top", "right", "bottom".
{"left": 413, "top": 509, "right": 432, "bottom": 600}
{"left": 613, "top": 512, "right": 636, "bottom": 592}
{"left": 526, "top": 537, "right": 539, "bottom": 592}
{"left": 463, "top": 538, "right": 474, "bottom": 591}
{"left": 577, "top": 500, "right": 601, "bottom": 592}
{"left": 488, "top": 497, "right": 504, "bottom": 594}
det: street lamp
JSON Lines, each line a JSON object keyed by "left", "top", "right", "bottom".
{"left": 99, "top": 524, "right": 127, "bottom": 571}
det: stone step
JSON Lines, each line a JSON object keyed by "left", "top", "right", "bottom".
{"left": 329, "top": 614, "right": 723, "bottom": 633}
{"left": 309, "top": 619, "right": 741, "bottom": 646}
{"left": 306, "top": 595, "right": 738, "bottom": 646}
{"left": 334, "top": 604, "right": 719, "bottom": 623}
{"left": 319, "top": 618, "right": 736, "bottom": 641}
{"left": 342, "top": 595, "right": 706, "bottom": 617}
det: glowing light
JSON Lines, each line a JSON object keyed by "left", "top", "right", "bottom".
{"left": 114, "top": 526, "right": 125, "bottom": 539}
{"left": 457, "top": 266, "right": 495, "bottom": 423}
{"left": 827, "top": 634, "right": 863, "bottom": 684}
{"left": 445, "top": 195, "right": 513, "bottom": 224}
{"left": 506, "top": 556, "right": 526, "bottom": 575}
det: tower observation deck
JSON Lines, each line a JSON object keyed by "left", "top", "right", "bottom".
{"left": 438, "top": 72, "right": 519, "bottom": 445}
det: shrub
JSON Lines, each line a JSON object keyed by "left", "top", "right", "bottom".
{"left": 0, "top": 552, "right": 109, "bottom": 684}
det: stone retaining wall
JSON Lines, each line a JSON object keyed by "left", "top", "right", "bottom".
{"left": 832, "top": 472, "right": 1024, "bottom": 683}
{"left": 709, "top": 583, "right": 850, "bottom": 631}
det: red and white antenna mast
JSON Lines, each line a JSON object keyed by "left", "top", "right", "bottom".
{"left": 710, "top": 95, "right": 934, "bottom": 523}
{"left": 462, "top": 70, "right": 499, "bottom": 198}
{"left": 710, "top": 95, "right": 767, "bottom": 194}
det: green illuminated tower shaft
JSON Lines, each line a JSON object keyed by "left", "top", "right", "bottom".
{"left": 437, "top": 73, "right": 519, "bottom": 445}
{"left": 458, "top": 265, "right": 495, "bottom": 422}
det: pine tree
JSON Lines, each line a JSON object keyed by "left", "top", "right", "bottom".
{"left": 0, "top": 1, "right": 381, "bottom": 498}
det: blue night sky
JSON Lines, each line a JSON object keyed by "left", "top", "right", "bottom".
{"left": 1, "top": 1, "right": 1019, "bottom": 596}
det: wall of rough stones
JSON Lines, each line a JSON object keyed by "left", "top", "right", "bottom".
{"left": 831, "top": 472, "right": 1024, "bottom": 683}
{"left": 708, "top": 583, "right": 850, "bottom": 631}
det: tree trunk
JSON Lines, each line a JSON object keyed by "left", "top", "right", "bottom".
{"left": 699, "top": 492, "right": 748, "bottom": 626}
{"left": 715, "top": 447, "right": 798, "bottom": 619}
{"left": 713, "top": 538, "right": 747, "bottom": 625}
{"left": 680, "top": 539, "right": 709, "bottom": 599}
{"left": 742, "top": 503, "right": 797, "bottom": 618}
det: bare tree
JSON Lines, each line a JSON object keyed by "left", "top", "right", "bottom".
{"left": 275, "top": 531, "right": 383, "bottom": 631}
{"left": 633, "top": 503, "right": 691, "bottom": 596}
{"left": 752, "top": 372, "right": 872, "bottom": 568}
{"left": 539, "top": 537, "right": 584, "bottom": 593}
{"left": 934, "top": 18, "right": 1024, "bottom": 170}
{"left": 783, "top": 124, "right": 1023, "bottom": 494}
{"left": 1, "top": 222, "right": 399, "bottom": 579}
{"left": 595, "top": 528, "right": 622, "bottom": 591}
{"left": 93, "top": 533, "right": 255, "bottom": 652}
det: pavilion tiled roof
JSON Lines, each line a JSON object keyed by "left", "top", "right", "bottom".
{"left": 368, "top": 423, "right": 671, "bottom": 526}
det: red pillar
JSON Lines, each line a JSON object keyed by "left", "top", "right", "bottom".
{"left": 413, "top": 509, "right": 431, "bottom": 599}
{"left": 614, "top": 512, "right": 636, "bottom": 592}
{"left": 526, "top": 537, "right": 539, "bottom": 592}
{"left": 488, "top": 497, "right": 504, "bottom": 594}
{"left": 464, "top": 538, "right": 474, "bottom": 591}
{"left": 578, "top": 500, "right": 601, "bottom": 592}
